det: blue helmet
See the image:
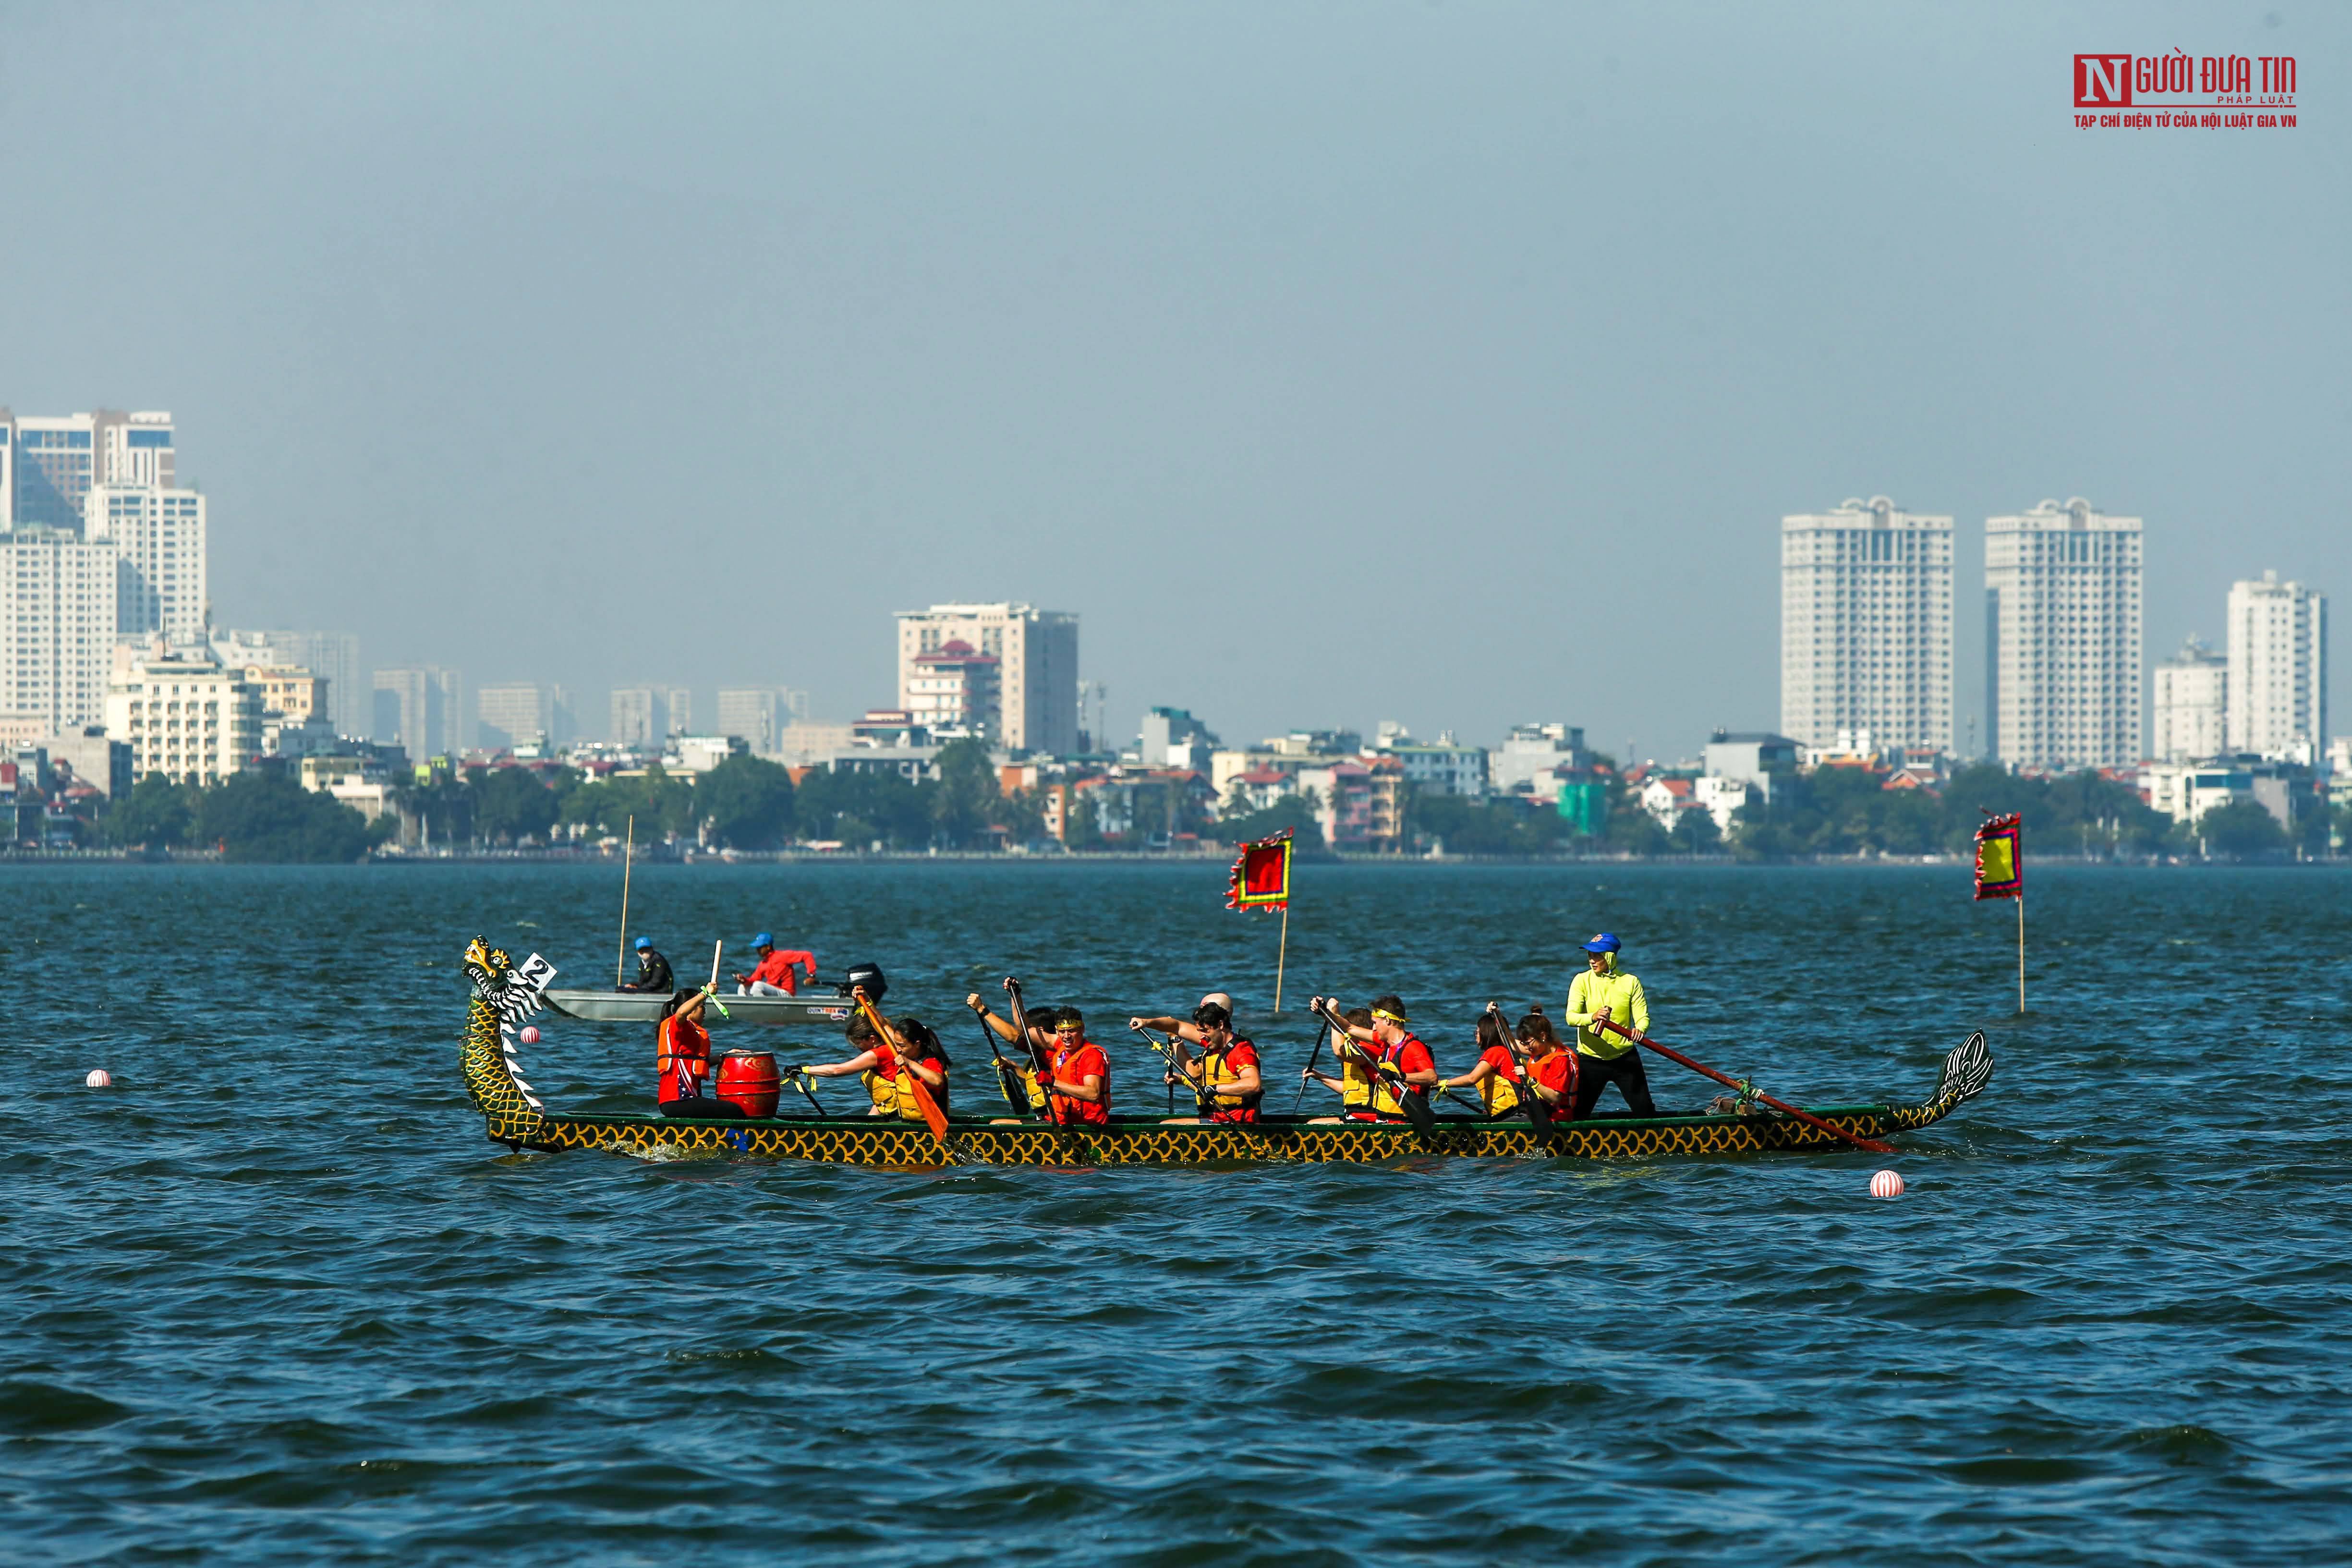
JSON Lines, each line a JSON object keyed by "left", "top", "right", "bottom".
{"left": 1581, "top": 932, "right": 1621, "bottom": 954}
{"left": 752, "top": 931, "right": 774, "bottom": 948}
{"left": 633, "top": 936, "right": 653, "bottom": 950}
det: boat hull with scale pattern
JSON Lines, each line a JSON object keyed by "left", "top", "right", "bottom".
{"left": 461, "top": 938, "right": 1993, "bottom": 1168}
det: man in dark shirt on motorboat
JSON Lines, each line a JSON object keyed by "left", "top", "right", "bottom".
{"left": 620, "top": 936, "right": 675, "bottom": 993}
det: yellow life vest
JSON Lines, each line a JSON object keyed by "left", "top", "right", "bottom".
{"left": 1337, "top": 1044, "right": 1374, "bottom": 1109}
{"left": 1196, "top": 1037, "right": 1261, "bottom": 1113}
{"left": 1480, "top": 1050, "right": 1523, "bottom": 1116}
{"left": 862, "top": 1050, "right": 945, "bottom": 1121}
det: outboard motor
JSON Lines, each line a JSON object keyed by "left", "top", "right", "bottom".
{"left": 836, "top": 960, "right": 888, "bottom": 1001}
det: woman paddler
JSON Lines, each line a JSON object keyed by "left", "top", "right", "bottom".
{"left": 802, "top": 1008, "right": 949, "bottom": 1120}
{"left": 1131, "top": 999, "right": 1262, "bottom": 1124}
{"left": 1564, "top": 933, "right": 1656, "bottom": 1118}
{"left": 1440, "top": 1009, "right": 1578, "bottom": 1118}
{"left": 1309, "top": 995, "right": 1438, "bottom": 1124}
{"left": 656, "top": 986, "right": 740, "bottom": 1117}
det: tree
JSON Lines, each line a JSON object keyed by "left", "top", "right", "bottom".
{"left": 2194, "top": 799, "right": 2287, "bottom": 859}
{"left": 795, "top": 766, "right": 933, "bottom": 848}
{"left": 106, "top": 772, "right": 198, "bottom": 849}
{"left": 1607, "top": 803, "right": 1670, "bottom": 856}
{"left": 696, "top": 753, "right": 796, "bottom": 849}
{"left": 930, "top": 740, "right": 1003, "bottom": 849}
{"left": 560, "top": 763, "right": 696, "bottom": 841}
{"left": 1411, "top": 791, "right": 1563, "bottom": 855}
{"left": 1668, "top": 805, "right": 1723, "bottom": 855}
{"left": 196, "top": 771, "right": 376, "bottom": 863}
{"left": 471, "top": 766, "right": 559, "bottom": 846}
{"left": 1216, "top": 793, "right": 1327, "bottom": 852}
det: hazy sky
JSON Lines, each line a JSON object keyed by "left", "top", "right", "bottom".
{"left": 3, "top": 2, "right": 2343, "bottom": 758}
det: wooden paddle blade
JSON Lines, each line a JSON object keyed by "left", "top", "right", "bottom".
{"left": 909, "top": 1073, "right": 950, "bottom": 1143}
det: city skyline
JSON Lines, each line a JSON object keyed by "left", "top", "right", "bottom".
{"left": 2, "top": 8, "right": 2341, "bottom": 757}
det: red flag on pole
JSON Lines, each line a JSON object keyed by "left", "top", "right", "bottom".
{"left": 1974, "top": 814, "right": 2022, "bottom": 900}
{"left": 1227, "top": 829, "right": 1293, "bottom": 910}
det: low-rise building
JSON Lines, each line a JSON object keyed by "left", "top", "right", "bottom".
{"left": 299, "top": 752, "right": 395, "bottom": 821}
{"left": 1375, "top": 729, "right": 1488, "bottom": 797}
{"left": 1490, "top": 724, "right": 1587, "bottom": 798}
{"left": 104, "top": 643, "right": 265, "bottom": 786}
{"left": 2142, "top": 755, "right": 2298, "bottom": 830}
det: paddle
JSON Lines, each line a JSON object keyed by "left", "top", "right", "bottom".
{"left": 1004, "top": 978, "right": 1063, "bottom": 1127}
{"left": 1133, "top": 1023, "right": 1212, "bottom": 1118}
{"left": 1590, "top": 1017, "right": 1895, "bottom": 1154}
{"left": 1314, "top": 998, "right": 1435, "bottom": 1137}
{"left": 788, "top": 1069, "right": 827, "bottom": 1118}
{"left": 1487, "top": 1001, "right": 1559, "bottom": 1140}
{"left": 1290, "top": 1017, "right": 1331, "bottom": 1113}
{"left": 976, "top": 1015, "right": 1031, "bottom": 1117}
{"left": 850, "top": 990, "right": 952, "bottom": 1146}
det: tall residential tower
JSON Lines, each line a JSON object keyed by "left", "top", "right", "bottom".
{"left": 1985, "top": 498, "right": 2144, "bottom": 770}
{"left": 895, "top": 602, "right": 1079, "bottom": 754}
{"left": 1779, "top": 497, "right": 1953, "bottom": 754}
{"left": 2226, "top": 571, "right": 2327, "bottom": 763}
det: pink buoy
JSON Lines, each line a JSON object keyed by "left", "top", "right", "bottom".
{"left": 1870, "top": 1169, "right": 1905, "bottom": 1199}
{"left": 85, "top": 1070, "right": 112, "bottom": 1088}
{"left": 520, "top": 1025, "right": 541, "bottom": 1045}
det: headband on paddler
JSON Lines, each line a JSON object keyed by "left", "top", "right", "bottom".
{"left": 1371, "top": 1008, "right": 1408, "bottom": 1024}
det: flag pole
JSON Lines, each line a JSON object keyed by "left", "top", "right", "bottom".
{"left": 1274, "top": 902, "right": 1290, "bottom": 1014}
{"left": 2016, "top": 891, "right": 2025, "bottom": 1014}
{"left": 615, "top": 814, "right": 635, "bottom": 986}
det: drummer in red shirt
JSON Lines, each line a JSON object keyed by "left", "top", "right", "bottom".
{"left": 655, "top": 986, "right": 731, "bottom": 1115}
{"left": 734, "top": 932, "right": 817, "bottom": 997}
{"left": 1038, "top": 1007, "right": 1111, "bottom": 1127}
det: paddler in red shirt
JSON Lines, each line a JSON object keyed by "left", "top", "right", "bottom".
{"left": 1442, "top": 1008, "right": 1534, "bottom": 1118}
{"left": 1310, "top": 994, "right": 1438, "bottom": 1123}
{"left": 1038, "top": 1007, "right": 1111, "bottom": 1127}
{"left": 1517, "top": 1010, "right": 1577, "bottom": 1114}
{"left": 1130, "top": 998, "right": 1262, "bottom": 1124}
{"left": 802, "top": 1006, "right": 950, "bottom": 1120}
{"left": 734, "top": 932, "right": 817, "bottom": 997}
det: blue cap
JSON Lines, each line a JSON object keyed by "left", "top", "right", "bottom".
{"left": 752, "top": 932, "right": 773, "bottom": 948}
{"left": 1581, "top": 932, "right": 1621, "bottom": 954}
{"left": 633, "top": 936, "right": 652, "bottom": 950}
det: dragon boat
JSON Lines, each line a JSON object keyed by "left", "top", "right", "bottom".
{"left": 462, "top": 940, "right": 1993, "bottom": 1169}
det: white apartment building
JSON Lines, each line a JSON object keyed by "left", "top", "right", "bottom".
{"left": 86, "top": 484, "right": 207, "bottom": 642}
{"left": 1490, "top": 723, "right": 1587, "bottom": 799}
{"left": 105, "top": 644, "right": 264, "bottom": 786}
{"left": 476, "top": 682, "right": 572, "bottom": 752}
{"left": 0, "top": 528, "right": 118, "bottom": 730}
{"left": 227, "top": 630, "right": 364, "bottom": 736}
{"left": 1986, "top": 498, "right": 2144, "bottom": 770}
{"left": 374, "top": 667, "right": 465, "bottom": 758}
{"left": 2226, "top": 571, "right": 2327, "bottom": 763}
{"left": 1780, "top": 497, "right": 1953, "bottom": 754}
{"left": 715, "top": 686, "right": 809, "bottom": 753}
{"left": 0, "top": 409, "right": 176, "bottom": 531}
{"left": 2151, "top": 637, "right": 2227, "bottom": 762}
{"left": 895, "top": 602, "right": 1079, "bottom": 755}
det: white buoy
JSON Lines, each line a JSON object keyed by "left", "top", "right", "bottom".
{"left": 1870, "top": 1169, "right": 1905, "bottom": 1199}
{"left": 520, "top": 1025, "right": 541, "bottom": 1045}
{"left": 85, "top": 1069, "right": 112, "bottom": 1088}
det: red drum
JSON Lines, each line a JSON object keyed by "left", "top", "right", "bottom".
{"left": 716, "top": 1051, "right": 781, "bottom": 1119}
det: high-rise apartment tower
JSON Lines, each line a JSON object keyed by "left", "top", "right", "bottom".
{"left": 2151, "top": 636, "right": 2226, "bottom": 761}
{"left": 894, "top": 602, "right": 1079, "bottom": 755}
{"left": 1985, "top": 498, "right": 2144, "bottom": 769}
{"left": 2226, "top": 571, "right": 2327, "bottom": 763}
{"left": 1780, "top": 497, "right": 1953, "bottom": 754}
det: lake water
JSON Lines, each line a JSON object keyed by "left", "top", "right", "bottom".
{"left": 5, "top": 861, "right": 2348, "bottom": 1565}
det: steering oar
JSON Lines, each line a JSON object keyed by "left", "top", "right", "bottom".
{"left": 1590, "top": 1017, "right": 1894, "bottom": 1154}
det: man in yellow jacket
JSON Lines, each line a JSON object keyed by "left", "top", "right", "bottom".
{"left": 1564, "top": 933, "right": 1657, "bottom": 1118}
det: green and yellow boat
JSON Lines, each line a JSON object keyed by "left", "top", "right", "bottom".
{"left": 461, "top": 940, "right": 1992, "bottom": 1169}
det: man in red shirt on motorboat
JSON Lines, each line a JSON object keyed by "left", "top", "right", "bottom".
{"left": 734, "top": 932, "right": 817, "bottom": 997}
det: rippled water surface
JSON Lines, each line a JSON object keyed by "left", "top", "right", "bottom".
{"left": 5, "top": 861, "right": 2349, "bottom": 1565}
